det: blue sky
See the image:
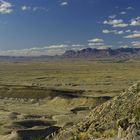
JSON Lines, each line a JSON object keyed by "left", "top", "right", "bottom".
{"left": 0, "top": 0, "right": 140, "bottom": 56}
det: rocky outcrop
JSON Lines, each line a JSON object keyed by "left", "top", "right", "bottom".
{"left": 117, "top": 119, "right": 140, "bottom": 140}
{"left": 48, "top": 82, "right": 140, "bottom": 140}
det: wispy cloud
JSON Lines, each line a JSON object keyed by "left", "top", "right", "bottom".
{"left": 0, "top": 44, "right": 87, "bottom": 56}
{"left": 0, "top": 45, "right": 68, "bottom": 56}
{"left": 60, "top": 1, "right": 68, "bottom": 6}
{"left": 108, "top": 15, "right": 117, "bottom": 19}
{"left": 21, "top": 5, "right": 48, "bottom": 12}
{"left": 0, "top": 0, "right": 13, "bottom": 14}
{"left": 21, "top": 5, "right": 31, "bottom": 11}
{"left": 120, "top": 45, "right": 130, "bottom": 48}
{"left": 88, "top": 38, "right": 104, "bottom": 46}
{"left": 88, "top": 38, "right": 104, "bottom": 43}
{"left": 120, "top": 11, "right": 127, "bottom": 15}
{"left": 103, "top": 19, "right": 128, "bottom": 27}
{"left": 71, "top": 44, "right": 84, "bottom": 47}
{"left": 124, "top": 31, "right": 140, "bottom": 38}
{"left": 125, "top": 30, "right": 131, "bottom": 33}
{"left": 102, "top": 29, "right": 124, "bottom": 35}
{"left": 88, "top": 38, "right": 112, "bottom": 49}
{"left": 130, "top": 17, "right": 140, "bottom": 26}
{"left": 131, "top": 41, "right": 140, "bottom": 48}
{"left": 88, "top": 44, "right": 112, "bottom": 49}
{"left": 127, "top": 6, "right": 134, "bottom": 10}
{"left": 33, "top": 7, "right": 48, "bottom": 12}
{"left": 45, "top": 44, "right": 68, "bottom": 49}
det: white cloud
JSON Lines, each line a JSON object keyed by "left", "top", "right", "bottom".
{"left": 45, "top": 44, "right": 68, "bottom": 49}
{"left": 70, "top": 44, "right": 85, "bottom": 50}
{"left": 21, "top": 5, "right": 31, "bottom": 11}
{"left": 102, "top": 29, "right": 111, "bottom": 34}
{"left": 21, "top": 5, "right": 48, "bottom": 12}
{"left": 33, "top": 7, "right": 48, "bottom": 12}
{"left": 131, "top": 41, "right": 140, "bottom": 48}
{"left": 133, "top": 30, "right": 140, "bottom": 34}
{"left": 60, "top": 1, "right": 68, "bottom": 6}
{"left": 125, "top": 30, "right": 131, "bottom": 33}
{"left": 0, "top": 0, "right": 13, "bottom": 14}
{"left": 103, "top": 19, "right": 128, "bottom": 27}
{"left": 0, "top": 44, "right": 89, "bottom": 56}
{"left": 0, "top": 41, "right": 114, "bottom": 56}
{"left": 88, "top": 38, "right": 104, "bottom": 43}
{"left": 124, "top": 31, "right": 140, "bottom": 38}
{"left": 120, "top": 11, "right": 127, "bottom": 15}
{"left": 116, "top": 31, "right": 124, "bottom": 34}
{"left": 87, "top": 38, "right": 112, "bottom": 49}
{"left": 130, "top": 17, "right": 140, "bottom": 26}
{"left": 88, "top": 42, "right": 104, "bottom": 46}
{"left": 102, "top": 29, "right": 124, "bottom": 35}
{"left": 0, "top": 45, "right": 69, "bottom": 56}
{"left": 108, "top": 15, "right": 116, "bottom": 19}
{"left": 71, "top": 44, "right": 84, "bottom": 47}
{"left": 120, "top": 45, "right": 130, "bottom": 48}
{"left": 88, "top": 44, "right": 112, "bottom": 49}
{"left": 127, "top": 7, "right": 134, "bottom": 10}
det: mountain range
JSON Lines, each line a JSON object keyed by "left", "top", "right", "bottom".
{"left": 62, "top": 47, "right": 140, "bottom": 58}
{"left": 0, "top": 47, "right": 140, "bottom": 60}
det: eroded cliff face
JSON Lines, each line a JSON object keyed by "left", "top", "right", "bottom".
{"left": 48, "top": 82, "right": 140, "bottom": 140}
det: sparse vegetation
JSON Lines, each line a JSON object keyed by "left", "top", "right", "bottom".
{"left": 0, "top": 59, "right": 139, "bottom": 95}
{"left": 133, "top": 107, "right": 140, "bottom": 121}
{"left": 0, "top": 59, "right": 139, "bottom": 139}
{"left": 102, "top": 129, "right": 117, "bottom": 138}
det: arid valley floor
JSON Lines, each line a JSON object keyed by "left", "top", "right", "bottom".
{"left": 0, "top": 58, "right": 139, "bottom": 140}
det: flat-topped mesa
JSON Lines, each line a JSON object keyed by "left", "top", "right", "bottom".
{"left": 48, "top": 81, "right": 140, "bottom": 140}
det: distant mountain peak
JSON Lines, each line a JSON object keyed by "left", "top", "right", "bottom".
{"left": 62, "top": 47, "right": 140, "bottom": 58}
